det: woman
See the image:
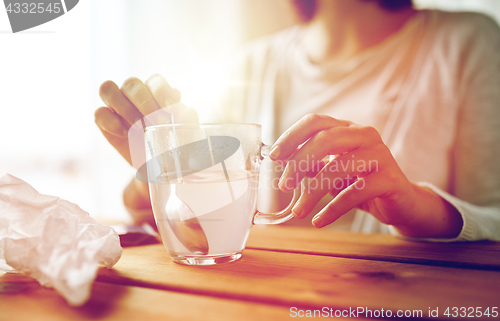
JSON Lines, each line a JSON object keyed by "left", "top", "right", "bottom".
{"left": 95, "top": 0, "right": 500, "bottom": 241}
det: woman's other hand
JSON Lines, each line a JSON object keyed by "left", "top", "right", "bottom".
{"left": 271, "top": 114, "right": 463, "bottom": 238}
{"left": 94, "top": 74, "right": 198, "bottom": 224}
{"left": 95, "top": 74, "right": 197, "bottom": 164}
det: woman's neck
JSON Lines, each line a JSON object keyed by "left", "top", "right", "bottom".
{"left": 302, "top": 0, "right": 417, "bottom": 64}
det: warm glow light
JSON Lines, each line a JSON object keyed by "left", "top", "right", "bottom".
{"left": 176, "top": 60, "right": 230, "bottom": 122}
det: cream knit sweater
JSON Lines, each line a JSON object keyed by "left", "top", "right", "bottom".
{"left": 218, "top": 10, "right": 500, "bottom": 241}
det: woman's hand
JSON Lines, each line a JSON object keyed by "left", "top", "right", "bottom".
{"left": 270, "top": 114, "right": 463, "bottom": 239}
{"left": 95, "top": 74, "right": 197, "bottom": 165}
{"left": 94, "top": 74, "right": 198, "bottom": 224}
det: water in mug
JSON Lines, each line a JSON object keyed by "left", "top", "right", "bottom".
{"left": 150, "top": 168, "right": 259, "bottom": 257}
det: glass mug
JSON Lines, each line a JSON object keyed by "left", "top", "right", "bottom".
{"left": 143, "top": 123, "right": 302, "bottom": 265}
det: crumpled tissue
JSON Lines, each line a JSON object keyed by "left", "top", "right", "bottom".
{"left": 0, "top": 174, "right": 122, "bottom": 306}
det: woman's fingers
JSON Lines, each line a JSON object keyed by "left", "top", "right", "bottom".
{"left": 99, "top": 80, "right": 144, "bottom": 126}
{"left": 121, "top": 75, "right": 194, "bottom": 125}
{"left": 270, "top": 114, "right": 351, "bottom": 160}
{"left": 97, "top": 75, "right": 200, "bottom": 171}
{"left": 94, "top": 107, "right": 131, "bottom": 163}
{"left": 145, "top": 74, "right": 181, "bottom": 109}
{"left": 290, "top": 147, "right": 384, "bottom": 219}
{"left": 312, "top": 172, "right": 390, "bottom": 228}
{"left": 121, "top": 77, "right": 162, "bottom": 117}
{"left": 292, "top": 174, "right": 352, "bottom": 219}
{"left": 94, "top": 107, "right": 129, "bottom": 137}
{"left": 266, "top": 112, "right": 414, "bottom": 230}
{"left": 328, "top": 177, "right": 359, "bottom": 198}
{"left": 279, "top": 126, "right": 374, "bottom": 192}
{"left": 168, "top": 103, "right": 199, "bottom": 123}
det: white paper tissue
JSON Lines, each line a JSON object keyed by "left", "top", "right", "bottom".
{"left": 0, "top": 174, "right": 122, "bottom": 306}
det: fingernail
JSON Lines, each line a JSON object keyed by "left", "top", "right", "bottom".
{"left": 312, "top": 215, "right": 322, "bottom": 228}
{"left": 278, "top": 176, "right": 293, "bottom": 192}
{"left": 269, "top": 145, "right": 280, "bottom": 159}
{"left": 292, "top": 204, "right": 303, "bottom": 219}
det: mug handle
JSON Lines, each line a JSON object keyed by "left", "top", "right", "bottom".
{"left": 253, "top": 144, "right": 304, "bottom": 225}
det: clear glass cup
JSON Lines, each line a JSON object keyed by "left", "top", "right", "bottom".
{"left": 142, "top": 123, "right": 301, "bottom": 265}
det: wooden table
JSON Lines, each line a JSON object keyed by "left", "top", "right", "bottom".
{"left": 2, "top": 226, "right": 500, "bottom": 320}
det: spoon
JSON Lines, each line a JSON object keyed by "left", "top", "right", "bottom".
{"left": 147, "top": 129, "right": 209, "bottom": 255}
{"left": 165, "top": 183, "right": 209, "bottom": 254}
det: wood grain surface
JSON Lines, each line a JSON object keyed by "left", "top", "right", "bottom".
{"left": 246, "top": 226, "right": 500, "bottom": 269}
{"left": 3, "top": 226, "right": 500, "bottom": 321}
{"left": 96, "top": 244, "right": 500, "bottom": 319}
{"left": 0, "top": 272, "right": 299, "bottom": 321}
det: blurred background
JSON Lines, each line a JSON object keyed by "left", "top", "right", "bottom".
{"left": 1, "top": 0, "right": 499, "bottom": 222}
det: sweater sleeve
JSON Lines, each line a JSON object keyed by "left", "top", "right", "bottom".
{"left": 390, "top": 13, "right": 500, "bottom": 242}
